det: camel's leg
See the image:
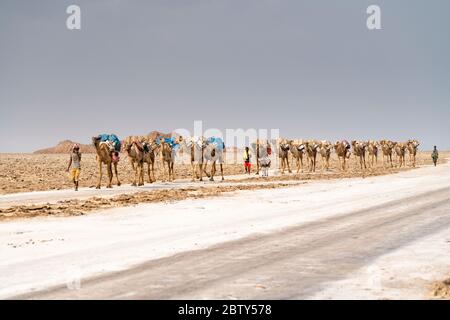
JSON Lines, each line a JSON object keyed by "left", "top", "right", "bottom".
{"left": 203, "top": 163, "right": 211, "bottom": 178}
{"left": 296, "top": 157, "right": 300, "bottom": 174}
{"left": 198, "top": 163, "right": 203, "bottom": 181}
{"left": 114, "top": 163, "right": 121, "bottom": 186}
{"left": 147, "top": 162, "right": 152, "bottom": 183}
{"left": 149, "top": 161, "right": 154, "bottom": 183}
{"left": 170, "top": 161, "right": 175, "bottom": 181}
{"left": 220, "top": 163, "right": 224, "bottom": 181}
{"left": 191, "top": 162, "right": 196, "bottom": 182}
{"left": 137, "top": 163, "right": 141, "bottom": 186}
{"left": 210, "top": 162, "right": 216, "bottom": 181}
{"left": 107, "top": 164, "right": 113, "bottom": 188}
{"left": 151, "top": 160, "right": 156, "bottom": 182}
{"left": 132, "top": 161, "right": 137, "bottom": 186}
{"left": 162, "top": 161, "right": 167, "bottom": 182}
{"left": 139, "top": 162, "right": 144, "bottom": 186}
{"left": 313, "top": 155, "right": 316, "bottom": 172}
{"left": 96, "top": 162, "right": 102, "bottom": 189}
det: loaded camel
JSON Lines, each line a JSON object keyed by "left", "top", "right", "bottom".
{"left": 289, "top": 139, "right": 306, "bottom": 173}
{"left": 202, "top": 137, "right": 225, "bottom": 181}
{"left": 251, "top": 139, "right": 272, "bottom": 176}
{"left": 351, "top": 140, "right": 367, "bottom": 170}
{"left": 305, "top": 140, "right": 320, "bottom": 172}
{"left": 318, "top": 140, "right": 333, "bottom": 171}
{"left": 278, "top": 139, "right": 292, "bottom": 174}
{"left": 394, "top": 142, "right": 407, "bottom": 168}
{"left": 334, "top": 140, "right": 351, "bottom": 171}
{"left": 92, "top": 136, "right": 121, "bottom": 189}
{"left": 158, "top": 137, "right": 176, "bottom": 182}
{"left": 406, "top": 139, "right": 420, "bottom": 167}
{"left": 252, "top": 139, "right": 272, "bottom": 177}
{"left": 176, "top": 135, "right": 206, "bottom": 181}
{"left": 367, "top": 140, "right": 378, "bottom": 168}
{"left": 380, "top": 140, "right": 396, "bottom": 168}
{"left": 123, "top": 136, "right": 145, "bottom": 186}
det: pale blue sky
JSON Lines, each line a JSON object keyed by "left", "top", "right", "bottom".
{"left": 1, "top": 0, "right": 449, "bottom": 152}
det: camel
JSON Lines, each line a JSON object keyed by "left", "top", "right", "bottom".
{"left": 318, "top": 140, "right": 333, "bottom": 171}
{"left": 289, "top": 139, "right": 306, "bottom": 173}
{"left": 251, "top": 139, "right": 272, "bottom": 177}
{"left": 352, "top": 140, "right": 367, "bottom": 170}
{"left": 251, "top": 139, "right": 273, "bottom": 175}
{"left": 158, "top": 137, "right": 176, "bottom": 182}
{"left": 305, "top": 140, "right": 320, "bottom": 172}
{"left": 123, "top": 136, "right": 145, "bottom": 186}
{"left": 139, "top": 136, "right": 157, "bottom": 183}
{"left": 144, "top": 138, "right": 158, "bottom": 183}
{"left": 202, "top": 137, "right": 225, "bottom": 181}
{"left": 394, "top": 142, "right": 407, "bottom": 168}
{"left": 278, "top": 138, "right": 292, "bottom": 174}
{"left": 406, "top": 139, "right": 420, "bottom": 167}
{"left": 176, "top": 135, "right": 206, "bottom": 181}
{"left": 334, "top": 140, "right": 351, "bottom": 171}
{"left": 92, "top": 136, "right": 121, "bottom": 189}
{"left": 367, "top": 140, "right": 378, "bottom": 168}
{"left": 380, "top": 140, "right": 396, "bottom": 168}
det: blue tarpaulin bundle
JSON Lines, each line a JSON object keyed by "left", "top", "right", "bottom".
{"left": 98, "top": 134, "right": 121, "bottom": 152}
{"left": 207, "top": 137, "right": 224, "bottom": 150}
{"left": 156, "top": 136, "right": 179, "bottom": 151}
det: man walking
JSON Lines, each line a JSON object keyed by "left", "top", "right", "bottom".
{"left": 432, "top": 146, "right": 439, "bottom": 167}
{"left": 67, "top": 144, "right": 82, "bottom": 191}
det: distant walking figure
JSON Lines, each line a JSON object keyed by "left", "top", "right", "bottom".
{"left": 67, "top": 144, "right": 81, "bottom": 191}
{"left": 432, "top": 146, "right": 439, "bottom": 167}
{"left": 243, "top": 147, "right": 252, "bottom": 174}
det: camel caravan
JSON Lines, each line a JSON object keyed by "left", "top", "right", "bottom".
{"left": 91, "top": 133, "right": 420, "bottom": 188}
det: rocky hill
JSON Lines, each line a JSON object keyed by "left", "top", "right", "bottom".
{"left": 33, "top": 140, "right": 96, "bottom": 154}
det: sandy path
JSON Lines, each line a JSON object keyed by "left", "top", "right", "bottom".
{"left": 0, "top": 171, "right": 279, "bottom": 209}
{"left": 1, "top": 162, "right": 450, "bottom": 299}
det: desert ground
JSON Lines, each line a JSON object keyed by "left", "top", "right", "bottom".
{"left": 0, "top": 151, "right": 445, "bottom": 195}
{"left": 1, "top": 151, "right": 450, "bottom": 299}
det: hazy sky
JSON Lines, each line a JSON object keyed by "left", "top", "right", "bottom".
{"left": 1, "top": 0, "right": 449, "bottom": 152}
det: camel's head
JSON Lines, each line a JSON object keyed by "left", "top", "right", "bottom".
{"left": 408, "top": 139, "right": 420, "bottom": 149}
{"left": 308, "top": 140, "right": 319, "bottom": 151}
{"left": 174, "top": 135, "right": 184, "bottom": 145}
{"left": 92, "top": 136, "right": 100, "bottom": 146}
{"left": 279, "top": 139, "right": 290, "bottom": 151}
{"left": 320, "top": 141, "right": 332, "bottom": 152}
{"left": 291, "top": 139, "right": 306, "bottom": 153}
